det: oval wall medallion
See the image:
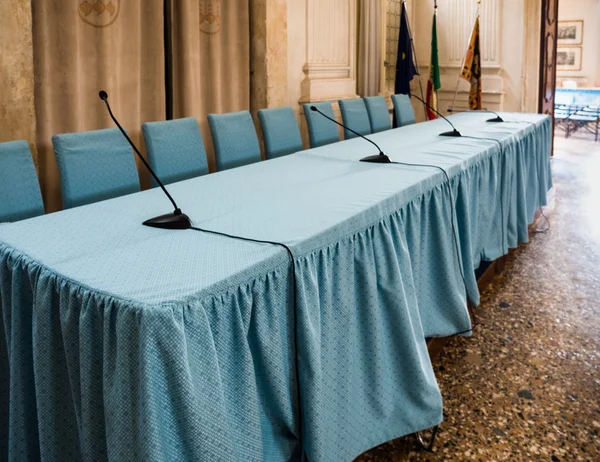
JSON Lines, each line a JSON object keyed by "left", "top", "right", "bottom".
{"left": 199, "top": 0, "right": 221, "bottom": 35}
{"left": 78, "top": 0, "right": 121, "bottom": 28}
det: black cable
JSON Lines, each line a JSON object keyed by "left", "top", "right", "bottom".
{"left": 188, "top": 225, "right": 304, "bottom": 456}
{"left": 504, "top": 120, "right": 537, "bottom": 126}
{"left": 534, "top": 209, "right": 551, "bottom": 234}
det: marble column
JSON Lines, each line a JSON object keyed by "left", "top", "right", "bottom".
{"left": 300, "top": 0, "right": 358, "bottom": 103}
{"left": 251, "top": 0, "right": 289, "bottom": 112}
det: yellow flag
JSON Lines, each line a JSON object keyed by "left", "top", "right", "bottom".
{"left": 460, "top": 17, "right": 482, "bottom": 110}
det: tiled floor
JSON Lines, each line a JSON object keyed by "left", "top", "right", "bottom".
{"left": 357, "top": 134, "right": 600, "bottom": 461}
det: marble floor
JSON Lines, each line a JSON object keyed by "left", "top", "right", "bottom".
{"left": 358, "top": 134, "right": 600, "bottom": 461}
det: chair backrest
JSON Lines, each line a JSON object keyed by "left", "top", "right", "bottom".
{"left": 52, "top": 128, "right": 140, "bottom": 209}
{"left": 142, "top": 117, "right": 209, "bottom": 186}
{"left": 363, "top": 96, "right": 392, "bottom": 133}
{"left": 208, "top": 111, "right": 261, "bottom": 171}
{"left": 303, "top": 102, "right": 340, "bottom": 148}
{"left": 0, "top": 140, "right": 44, "bottom": 223}
{"left": 392, "top": 94, "right": 417, "bottom": 127}
{"left": 258, "top": 107, "right": 303, "bottom": 159}
{"left": 338, "top": 98, "right": 372, "bottom": 139}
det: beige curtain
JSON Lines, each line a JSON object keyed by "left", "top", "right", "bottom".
{"left": 171, "top": 0, "right": 251, "bottom": 171}
{"left": 357, "top": 0, "right": 382, "bottom": 97}
{"left": 33, "top": 0, "right": 165, "bottom": 212}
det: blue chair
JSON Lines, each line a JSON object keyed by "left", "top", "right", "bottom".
{"left": 392, "top": 94, "right": 417, "bottom": 127}
{"left": 142, "top": 117, "right": 209, "bottom": 186}
{"left": 303, "top": 102, "right": 340, "bottom": 148}
{"left": 338, "top": 98, "right": 372, "bottom": 139}
{"left": 0, "top": 140, "right": 44, "bottom": 222}
{"left": 364, "top": 96, "right": 392, "bottom": 133}
{"left": 258, "top": 107, "right": 303, "bottom": 159}
{"left": 52, "top": 128, "right": 140, "bottom": 209}
{"left": 208, "top": 111, "right": 261, "bottom": 171}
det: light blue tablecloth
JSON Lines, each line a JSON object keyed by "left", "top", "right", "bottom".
{"left": 0, "top": 112, "right": 552, "bottom": 461}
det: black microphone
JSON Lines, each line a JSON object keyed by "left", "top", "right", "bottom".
{"left": 99, "top": 90, "right": 191, "bottom": 230}
{"left": 447, "top": 108, "right": 504, "bottom": 123}
{"left": 409, "top": 94, "right": 462, "bottom": 137}
{"left": 309, "top": 105, "right": 391, "bottom": 164}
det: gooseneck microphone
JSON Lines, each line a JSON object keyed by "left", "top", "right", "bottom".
{"left": 99, "top": 90, "right": 191, "bottom": 230}
{"left": 409, "top": 94, "right": 462, "bottom": 137}
{"left": 309, "top": 105, "right": 391, "bottom": 164}
{"left": 447, "top": 108, "right": 504, "bottom": 123}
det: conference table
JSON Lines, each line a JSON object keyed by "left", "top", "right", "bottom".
{"left": 0, "top": 112, "right": 552, "bottom": 461}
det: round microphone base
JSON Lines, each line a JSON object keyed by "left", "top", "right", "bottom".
{"left": 439, "top": 129, "right": 462, "bottom": 137}
{"left": 143, "top": 212, "right": 192, "bottom": 230}
{"left": 360, "top": 153, "right": 392, "bottom": 164}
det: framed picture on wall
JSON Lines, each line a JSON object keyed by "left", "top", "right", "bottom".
{"left": 557, "top": 20, "right": 583, "bottom": 45}
{"left": 557, "top": 47, "right": 582, "bottom": 72}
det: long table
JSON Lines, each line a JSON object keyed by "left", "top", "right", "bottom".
{"left": 0, "top": 112, "right": 552, "bottom": 461}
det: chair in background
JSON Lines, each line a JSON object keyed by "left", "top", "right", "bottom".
{"left": 52, "top": 128, "right": 140, "bottom": 209}
{"left": 0, "top": 140, "right": 45, "bottom": 223}
{"left": 258, "top": 107, "right": 303, "bottom": 159}
{"left": 142, "top": 117, "right": 209, "bottom": 186}
{"left": 392, "top": 94, "right": 417, "bottom": 127}
{"left": 363, "top": 96, "right": 392, "bottom": 133}
{"left": 208, "top": 111, "right": 261, "bottom": 171}
{"left": 303, "top": 102, "right": 340, "bottom": 148}
{"left": 338, "top": 98, "right": 372, "bottom": 139}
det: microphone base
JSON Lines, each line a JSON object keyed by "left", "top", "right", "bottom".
{"left": 360, "top": 153, "right": 392, "bottom": 164}
{"left": 486, "top": 116, "right": 504, "bottom": 123}
{"left": 143, "top": 212, "right": 192, "bottom": 230}
{"left": 439, "top": 129, "right": 462, "bottom": 137}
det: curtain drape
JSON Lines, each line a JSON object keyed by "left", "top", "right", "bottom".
{"left": 357, "top": 0, "right": 382, "bottom": 97}
{"left": 32, "top": 0, "right": 165, "bottom": 212}
{"left": 171, "top": 0, "right": 251, "bottom": 171}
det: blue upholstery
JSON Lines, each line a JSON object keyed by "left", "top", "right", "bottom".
{"left": 303, "top": 102, "right": 341, "bottom": 148}
{"left": 52, "top": 128, "right": 140, "bottom": 209}
{"left": 392, "top": 94, "right": 417, "bottom": 127}
{"left": 258, "top": 107, "right": 303, "bottom": 159}
{"left": 208, "top": 111, "right": 261, "bottom": 171}
{"left": 142, "top": 117, "right": 209, "bottom": 186}
{"left": 364, "top": 96, "right": 392, "bottom": 133}
{"left": 338, "top": 98, "right": 372, "bottom": 139}
{"left": 0, "top": 141, "right": 44, "bottom": 223}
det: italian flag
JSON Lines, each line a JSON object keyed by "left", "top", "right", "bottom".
{"left": 426, "top": 10, "right": 441, "bottom": 120}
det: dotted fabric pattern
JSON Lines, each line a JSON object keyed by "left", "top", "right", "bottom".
{"left": 52, "top": 128, "right": 141, "bottom": 209}
{"left": 208, "top": 111, "right": 261, "bottom": 172}
{"left": 392, "top": 94, "right": 417, "bottom": 127}
{"left": 258, "top": 107, "right": 303, "bottom": 160}
{"left": 142, "top": 117, "right": 209, "bottom": 187}
{"left": 364, "top": 96, "right": 392, "bottom": 133}
{"left": 0, "top": 112, "right": 553, "bottom": 461}
{"left": 303, "top": 102, "right": 340, "bottom": 148}
{"left": 338, "top": 98, "right": 373, "bottom": 139}
{"left": 0, "top": 141, "right": 44, "bottom": 223}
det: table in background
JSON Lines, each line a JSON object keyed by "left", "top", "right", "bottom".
{"left": 0, "top": 112, "right": 552, "bottom": 461}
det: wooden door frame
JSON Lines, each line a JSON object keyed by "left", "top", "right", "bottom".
{"left": 538, "top": 0, "right": 559, "bottom": 154}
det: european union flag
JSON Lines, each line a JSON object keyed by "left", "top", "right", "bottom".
{"left": 394, "top": 3, "right": 418, "bottom": 95}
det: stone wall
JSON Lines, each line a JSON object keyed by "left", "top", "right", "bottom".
{"left": 0, "top": 0, "right": 36, "bottom": 162}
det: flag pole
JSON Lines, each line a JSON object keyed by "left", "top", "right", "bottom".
{"left": 433, "top": 3, "right": 438, "bottom": 120}
{"left": 449, "top": 0, "right": 481, "bottom": 113}
{"left": 402, "top": 0, "right": 428, "bottom": 119}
